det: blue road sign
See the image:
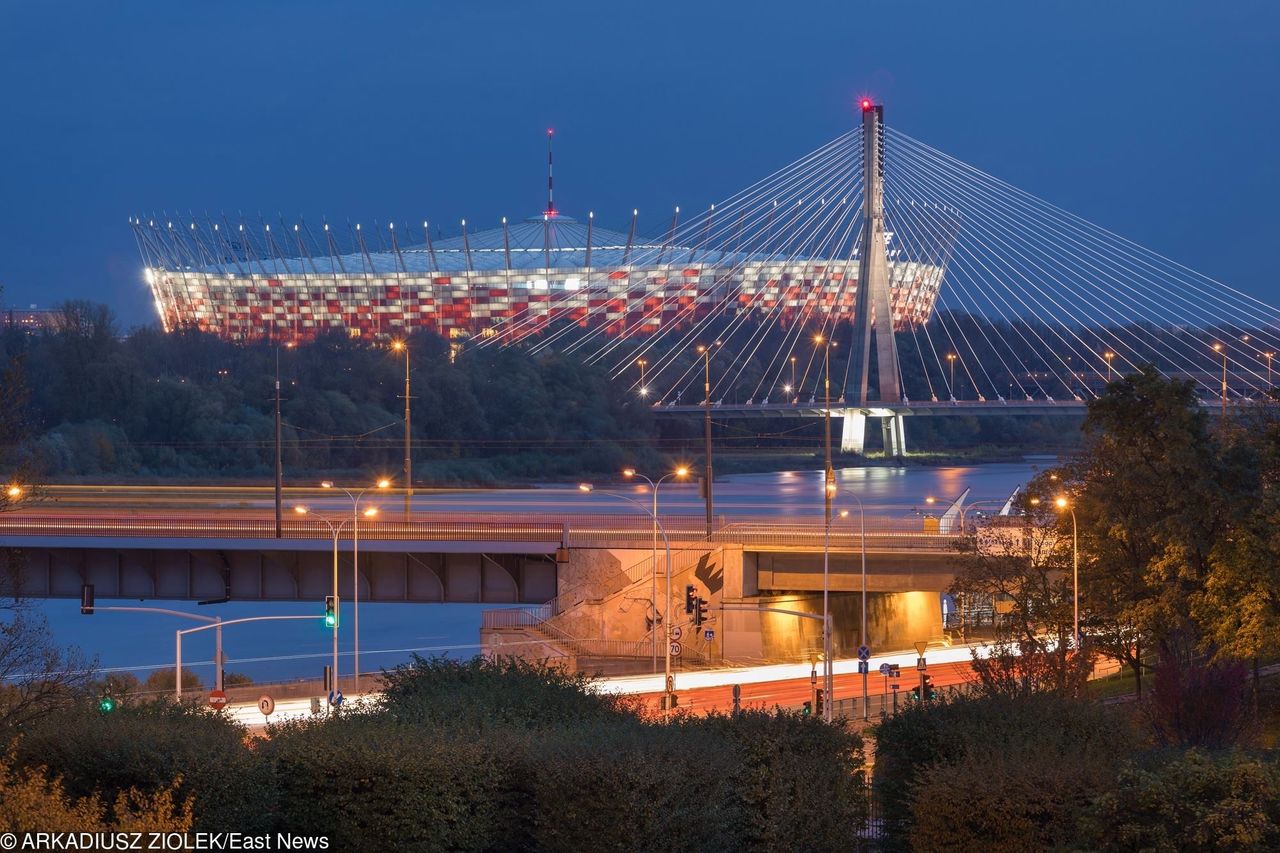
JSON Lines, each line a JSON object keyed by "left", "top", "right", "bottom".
{"left": 879, "top": 663, "right": 891, "bottom": 676}
{"left": 857, "top": 645, "right": 871, "bottom": 661}
{"left": 858, "top": 661, "right": 869, "bottom": 675}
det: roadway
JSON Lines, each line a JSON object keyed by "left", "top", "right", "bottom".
{"left": 227, "top": 643, "right": 985, "bottom": 729}
{"left": 17, "top": 463, "right": 1036, "bottom": 519}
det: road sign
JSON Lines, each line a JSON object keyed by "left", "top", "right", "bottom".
{"left": 889, "top": 663, "right": 901, "bottom": 678}
{"left": 669, "top": 625, "right": 683, "bottom": 641}
{"left": 878, "top": 662, "right": 891, "bottom": 676}
{"left": 257, "top": 695, "right": 275, "bottom": 717}
{"left": 914, "top": 641, "right": 929, "bottom": 656}
{"left": 857, "top": 661, "right": 869, "bottom": 675}
{"left": 703, "top": 629, "right": 715, "bottom": 641}
{"left": 670, "top": 641, "right": 682, "bottom": 657}
{"left": 328, "top": 690, "right": 344, "bottom": 707}
{"left": 207, "top": 690, "right": 227, "bottom": 710}
{"left": 917, "top": 657, "right": 927, "bottom": 671}
{"left": 857, "top": 645, "right": 871, "bottom": 661}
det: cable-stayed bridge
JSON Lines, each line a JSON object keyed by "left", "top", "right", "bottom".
{"left": 136, "top": 100, "right": 1279, "bottom": 457}
{"left": 467, "top": 100, "right": 1279, "bottom": 454}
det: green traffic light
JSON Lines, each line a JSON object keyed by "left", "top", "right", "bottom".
{"left": 324, "top": 613, "right": 336, "bottom": 628}
{"left": 98, "top": 696, "right": 117, "bottom": 713}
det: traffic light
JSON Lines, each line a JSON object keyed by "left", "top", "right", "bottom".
{"left": 908, "top": 686, "right": 920, "bottom": 702}
{"left": 693, "top": 596, "right": 709, "bottom": 628}
{"left": 80, "top": 584, "right": 95, "bottom": 615}
{"left": 97, "top": 696, "right": 117, "bottom": 714}
{"left": 684, "top": 584, "right": 696, "bottom": 614}
{"left": 324, "top": 596, "right": 337, "bottom": 629}
{"left": 815, "top": 689, "right": 824, "bottom": 717}
{"left": 801, "top": 700, "right": 812, "bottom": 716}
{"left": 923, "top": 675, "right": 937, "bottom": 701}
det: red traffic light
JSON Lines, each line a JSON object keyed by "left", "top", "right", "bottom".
{"left": 860, "top": 98, "right": 873, "bottom": 112}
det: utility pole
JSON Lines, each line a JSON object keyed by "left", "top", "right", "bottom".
{"left": 274, "top": 346, "right": 283, "bottom": 538}
{"left": 698, "top": 344, "right": 716, "bottom": 539}
{"left": 393, "top": 340, "right": 413, "bottom": 520}
{"left": 819, "top": 334, "right": 835, "bottom": 721}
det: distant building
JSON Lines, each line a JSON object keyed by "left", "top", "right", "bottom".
{"left": 3, "top": 305, "right": 61, "bottom": 333}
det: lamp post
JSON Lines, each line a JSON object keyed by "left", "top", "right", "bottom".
{"left": 636, "top": 358, "right": 648, "bottom": 398}
{"left": 391, "top": 340, "right": 413, "bottom": 520}
{"left": 947, "top": 353, "right": 958, "bottom": 399}
{"left": 837, "top": 488, "right": 868, "bottom": 721}
{"left": 621, "top": 467, "right": 689, "bottom": 673}
{"left": 696, "top": 343, "right": 719, "bottom": 538}
{"left": 1104, "top": 351, "right": 1115, "bottom": 381}
{"left": 816, "top": 333, "right": 836, "bottom": 723}
{"left": 1054, "top": 497, "right": 1080, "bottom": 650}
{"left": 1213, "top": 342, "right": 1227, "bottom": 420}
{"left": 790, "top": 355, "right": 797, "bottom": 401}
{"left": 294, "top": 505, "right": 350, "bottom": 703}
{"left": 580, "top": 476, "right": 685, "bottom": 714}
{"left": 320, "top": 478, "right": 390, "bottom": 692}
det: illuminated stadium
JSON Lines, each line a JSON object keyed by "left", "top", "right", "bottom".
{"left": 134, "top": 129, "right": 948, "bottom": 344}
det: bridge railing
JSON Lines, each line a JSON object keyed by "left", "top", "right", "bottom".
{"left": 0, "top": 512, "right": 965, "bottom": 551}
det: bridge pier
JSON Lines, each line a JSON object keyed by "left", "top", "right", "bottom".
{"left": 839, "top": 410, "right": 906, "bottom": 458}
{"left": 839, "top": 410, "right": 867, "bottom": 454}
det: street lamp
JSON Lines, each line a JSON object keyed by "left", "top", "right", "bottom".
{"left": 947, "top": 353, "right": 958, "bottom": 399}
{"left": 815, "top": 333, "right": 837, "bottom": 722}
{"left": 1054, "top": 496, "right": 1080, "bottom": 650}
{"left": 621, "top": 467, "right": 689, "bottom": 673}
{"left": 790, "top": 355, "right": 797, "bottom": 401}
{"left": 636, "top": 358, "right": 649, "bottom": 398}
{"left": 5, "top": 484, "right": 22, "bottom": 500}
{"left": 1213, "top": 343, "right": 1227, "bottom": 419}
{"left": 320, "top": 478, "right": 391, "bottom": 692}
{"left": 390, "top": 340, "right": 412, "bottom": 520}
{"left": 695, "top": 342, "right": 720, "bottom": 538}
{"left": 1267, "top": 352, "right": 1275, "bottom": 388}
{"left": 1104, "top": 351, "right": 1115, "bottom": 381}
{"left": 294, "top": 504, "right": 351, "bottom": 705}
{"left": 580, "top": 471, "right": 688, "bottom": 713}
{"left": 836, "top": 487, "right": 868, "bottom": 721}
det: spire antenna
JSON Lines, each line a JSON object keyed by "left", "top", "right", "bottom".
{"left": 546, "top": 128, "right": 556, "bottom": 216}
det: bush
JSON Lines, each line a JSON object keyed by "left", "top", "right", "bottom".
{"left": 1142, "top": 657, "right": 1256, "bottom": 749}
{"left": 1078, "top": 751, "right": 1280, "bottom": 851}
{"left": 10, "top": 699, "right": 266, "bottom": 832}
{"left": 378, "top": 654, "right": 635, "bottom": 729}
{"left": 873, "top": 692, "right": 1134, "bottom": 851}
{"left": 911, "top": 750, "right": 1115, "bottom": 853}
{"left": 0, "top": 753, "right": 191, "bottom": 833}
{"left": 685, "top": 709, "right": 867, "bottom": 850}
{"left": 524, "top": 718, "right": 741, "bottom": 852}
{"left": 261, "top": 712, "right": 520, "bottom": 851}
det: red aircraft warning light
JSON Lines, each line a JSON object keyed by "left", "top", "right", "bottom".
{"left": 860, "top": 98, "right": 874, "bottom": 112}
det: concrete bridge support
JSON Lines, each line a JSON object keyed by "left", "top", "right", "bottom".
{"left": 839, "top": 410, "right": 906, "bottom": 458}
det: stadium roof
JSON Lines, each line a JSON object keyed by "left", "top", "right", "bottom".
{"left": 188, "top": 211, "right": 843, "bottom": 277}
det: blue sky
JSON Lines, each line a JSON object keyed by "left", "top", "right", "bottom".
{"left": 1, "top": 1, "right": 1276, "bottom": 325}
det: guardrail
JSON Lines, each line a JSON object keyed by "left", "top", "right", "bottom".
{"left": 0, "top": 512, "right": 965, "bottom": 551}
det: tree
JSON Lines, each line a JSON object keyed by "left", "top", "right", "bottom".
{"left": 1057, "top": 369, "right": 1259, "bottom": 692}
{"left": 142, "top": 667, "right": 204, "bottom": 697}
{"left": 951, "top": 484, "right": 1093, "bottom": 696}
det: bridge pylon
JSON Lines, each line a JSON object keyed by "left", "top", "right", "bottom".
{"left": 842, "top": 99, "right": 905, "bottom": 457}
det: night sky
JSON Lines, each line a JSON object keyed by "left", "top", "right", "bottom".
{"left": 1, "top": 1, "right": 1276, "bottom": 326}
